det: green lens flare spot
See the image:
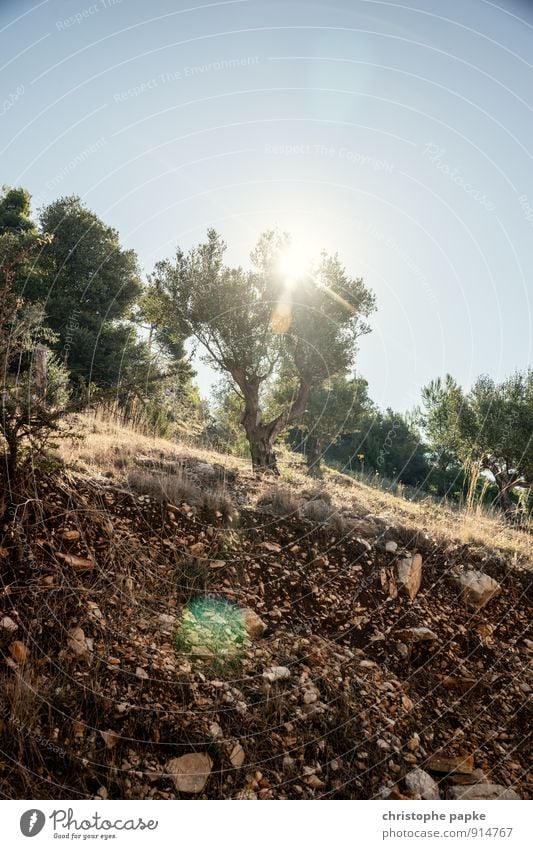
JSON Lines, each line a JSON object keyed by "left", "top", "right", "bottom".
{"left": 173, "top": 597, "right": 250, "bottom": 670}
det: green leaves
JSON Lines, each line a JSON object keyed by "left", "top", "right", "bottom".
{"left": 421, "top": 369, "right": 533, "bottom": 507}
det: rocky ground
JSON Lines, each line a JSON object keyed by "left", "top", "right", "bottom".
{"left": 0, "top": 453, "right": 531, "bottom": 800}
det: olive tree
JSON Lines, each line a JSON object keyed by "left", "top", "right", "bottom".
{"left": 148, "top": 229, "right": 374, "bottom": 472}
{"left": 421, "top": 371, "right": 533, "bottom": 514}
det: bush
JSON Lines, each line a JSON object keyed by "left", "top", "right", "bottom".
{"left": 126, "top": 467, "right": 237, "bottom": 523}
{"left": 257, "top": 485, "right": 300, "bottom": 517}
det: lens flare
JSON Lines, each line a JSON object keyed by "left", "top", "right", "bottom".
{"left": 173, "top": 598, "right": 250, "bottom": 668}
{"left": 270, "top": 300, "right": 293, "bottom": 333}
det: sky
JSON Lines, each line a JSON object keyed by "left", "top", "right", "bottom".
{"left": 1, "top": 0, "right": 532, "bottom": 410}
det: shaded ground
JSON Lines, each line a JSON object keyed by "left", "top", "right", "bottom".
{"left": 0, "top": 454, "right": 531, "bottom": 799}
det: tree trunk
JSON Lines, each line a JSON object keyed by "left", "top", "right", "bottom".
{"left": 486, "top": 462, "right": 515, "bottom": 515}
{"left": 239, "top": 382, "right": 279, "bottom": 474}
{"left": 248, "top": 425, "right": 279, "bottom": 474}
{"left": 236, "top": 370, "right": 310, "bottom": 475}
{"left": 306, "top": 435, "right": 322, "bottom": 475}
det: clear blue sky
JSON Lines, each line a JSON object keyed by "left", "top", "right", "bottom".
{"left": 1, "top": 0, "right": 532, "bottom": 409}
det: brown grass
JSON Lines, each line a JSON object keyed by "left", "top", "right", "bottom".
{"left": 126, "top": 467, "right": 237, "bottom": 525}
{"left": 126, "top": 467, "right": 200, "bottom": 505}
{"left": 256, "top": 485, "right": 300, "bottom": 518}
{"left": 58, "top": 411, "right": 533, "bottom": 565}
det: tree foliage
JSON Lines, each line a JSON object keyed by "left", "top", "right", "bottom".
{"left": 148, "top": 229, "right": 375, "bottom": 471}
{"left": 0, "top": 195, "right": 71, "bottom": 490}
{"left": 268, "top": 372, "right": 372, "bottom": 473}
{"left": 420, "top": 371, "right": 533, "bottom": 512}
{"left": 32, "top": 196, "right": 144, "bottom": 389}
{"left": 323, "top": 408, "right": 429, "bottom": 487}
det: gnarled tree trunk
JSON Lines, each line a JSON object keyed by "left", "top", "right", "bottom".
{"left": 482, "top": 456, "right": 526, "bottom": 518}
{"left": 247, "top": 424, "right": 279, "bottom": 474}
{"left": 493, "top": 470, "right": 514, "bottom": 513}
{"left": 306, "top": 435, "right": 322, "bottom": 476}
{"left": 236, "top": 371, "right": 310, "bottom": 474}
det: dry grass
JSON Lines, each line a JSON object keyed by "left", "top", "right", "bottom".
{"left": 59, "top": 410, "right": 246, "bottom": 478}
{"left": 323, "top": 468, "right": 532, "bottom": 562}
{"left": 271, "top": 447, "right": 533, "bottom": 563}
{"left": 58, "top": 411, "right": 533, "bottom": 565}
{"left": 126, "top": 468, "right": 237, "bottom": 524}
{"left": 126, "top": 467, "right": 200, "bottom": 505}
{"left": 256, "top": 485, "right": 300, "bottom": 518}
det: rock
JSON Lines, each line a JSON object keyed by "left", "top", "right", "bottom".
{"left": 404, "top": 768, "right": 440, "bottom": 800}
{"left": 158, "top": 613, "right": 175, "bottom": 626}
{"left": 349, "top": 520, "right": 376, "bottom": 536}
{"left": 427, "top": 753, "right": 474, "bottom": 774}
{"left": 67, "top": 627, "right": 91, "bottom": 659}
{"left": 57, "top": 529, "right": 81, "bottom": 541}
{"left": 56, "top": 552, "right": 95, "bottom": 570}
{"left": 303, "top": 686, "right": 319, "bottom": 704}
{"left": 0, "top": 616, "right": 18, "bottom": 633}
{"left": 261, "top": 541, "right": 281, "bottom": 552}
{"left": 376, "top": 784, "right": 398, "bottom": 799}
{"left": 99, "top": 729, "right": 119, "bottom": 749}
{"left": 450, "top": 768, "right": 488, "bottom": 785}
{"left": 447, "top": 783, "right": 520, "bottom": 800}
{"left": 395, "top": 627, "right": 437, "bottom": 643}
{"left": 406, "top": 734, "right": 420, "bottom": 751}
{"left": 304, "top": 774, "right": 325, "bottom": 789}
{"left": 196, "top": 462, "right": 215, "bottom": 476}
{"left": 449, "top": 568, "right": 501, "bottom": 610}
{"left": 380, "top": 569, "right": 398, "bottom": 598}
{"left": 167, "top": 753, "right": 213, "bottom": 794}
{"left": 228, "top": 742, "right": 246, "bottom": 768}
{"left": 241, "top": 608, "right": 267, "bottom": 638}
{"left": 135, "top": 666, "right": 149, "bottom": 679}
{"left": 234, "top": 788, "right": 258, "bottom": 800}
{"left": 397, "top": 642, "right": 409, "bottom": 658}
{"left": 282, "top": 755, "right": 297, "bottom": 774}
{"left": 385, "top": 540, "right": 398, "bottom": 553}
{"left": 396, "top": 553, "right": 423, "bottom": 600}
{"left": 263, "top": 665, "right": 291, "bottom": 683}
{"left": 440, "top": 675, "right": 477, "bottom": 693}
{"left": 9, "top": 640, "right": 29, "bottom": 663}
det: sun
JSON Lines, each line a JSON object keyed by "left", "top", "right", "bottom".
{"left": 277, "top": 241, "right": 312, "bottom": 283}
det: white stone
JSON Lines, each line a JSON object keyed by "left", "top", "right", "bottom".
{"left": 167, "top": 753, "right": 213, "bottom": 794}
{"left": 447, "top": 783, "right": 520, "bottom": 800}
{"left": 405, "top": 768, "right": 440, "bottom": 800}
{"left": 263, "top": 665, "right": 291, "bottom": 683}
{"left": 450, "top": 568, "right": 501, "bottom": 610}
{"left": 396, "top": 553, "right": 423, "bottom": 600}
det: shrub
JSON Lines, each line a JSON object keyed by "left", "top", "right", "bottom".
{"left": 257, "top": 485, "right": 300, "bottom": 517}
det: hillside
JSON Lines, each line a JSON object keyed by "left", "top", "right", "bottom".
{"left": 0, "top": 415, "right": 531, "bottom": 800}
